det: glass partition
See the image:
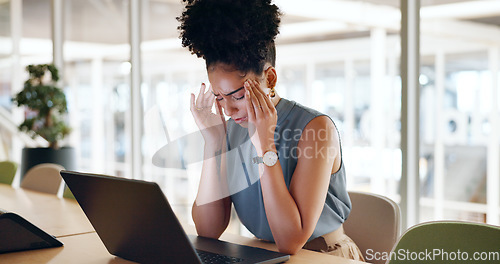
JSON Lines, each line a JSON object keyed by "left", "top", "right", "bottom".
{"left": 419, "top": 47, "right": 499, "bottom": 223}
{"left": 419, "top": 0, "right": 500, "bottom": 224}
{"left": 64, "top": 0, "right": 130, "bottom": 177}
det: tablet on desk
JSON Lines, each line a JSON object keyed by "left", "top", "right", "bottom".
{"left": 0, "top": 209, "right": 63, "bottom": 253}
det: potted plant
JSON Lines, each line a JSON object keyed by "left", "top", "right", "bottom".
{"left": 12, "top": 64, "right": 75, "bottom": 178}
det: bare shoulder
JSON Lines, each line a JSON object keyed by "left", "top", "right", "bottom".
{"left": 300, "top": 115, "right": 340, "bottom": 147}
{"left": 298, "top": 115, "right": 341, "bottom": 173}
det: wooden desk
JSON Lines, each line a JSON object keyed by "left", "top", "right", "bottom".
{"left": 0, "top": 184, "right": 367, "bottom": 264}
{"left": 218, "top": 232, "right": 366, "bottom": 264}
{"left": 0, "top": 231, "right": 365, "bottom": 264}
{"left": 0, "top": 232, "right": 135, "bottom": 264}
{"left": 0, "top": 185, "right": 94, "bottom": 237}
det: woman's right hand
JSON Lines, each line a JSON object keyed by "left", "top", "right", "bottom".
{"left": 190, "top": 83, "right": 226, "bottom": 147}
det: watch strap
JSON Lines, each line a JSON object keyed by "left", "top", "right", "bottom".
{"left": 252, "top": 156, "right": 263, "bottom": 164}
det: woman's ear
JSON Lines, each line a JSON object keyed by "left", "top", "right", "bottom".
{"left": 265, "top": 66, "right": 277, "bottom": 88}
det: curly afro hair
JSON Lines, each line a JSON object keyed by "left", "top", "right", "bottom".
{"left": 177, "top": 0, "right": 281, "bottom": 74}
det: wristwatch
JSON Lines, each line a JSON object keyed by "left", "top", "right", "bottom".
{"left": 252, "top": 150, "right": 278, "bottom": 167}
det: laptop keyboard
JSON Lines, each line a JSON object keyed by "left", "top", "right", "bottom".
{"left": 196, "top": 249, "right": 244, "bottom": 263}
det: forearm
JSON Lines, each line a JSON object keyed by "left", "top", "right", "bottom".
{"left": 260, "top": 161, "right": 313, "bottom": 254}
{"left": 192, "top": 143, "right": 230, "bottom": 238}
{"left": 192, "top": 198, "right": 230, "bottom": 238}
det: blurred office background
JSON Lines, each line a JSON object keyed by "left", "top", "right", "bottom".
{"left": 1, "top": 0, "right": 500, "bottom": 233}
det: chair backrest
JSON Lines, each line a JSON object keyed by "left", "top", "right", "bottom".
{"left": 388, "top": 221, "right": 500, "bottom": 264}
{"left": 343, "top": 191, "right": 401, "bottom": 264}
{"left": 20, "top": 163, "right": 65, "bottom": 195}
{"left": 0, "top": 160, "right": 18, "bottom": 185}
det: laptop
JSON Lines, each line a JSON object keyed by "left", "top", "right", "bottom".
{"left": 60, "top": 170, "right": 290, "bottom": 264}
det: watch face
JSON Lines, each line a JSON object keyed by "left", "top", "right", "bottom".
{"left": 263, "top": 151, "right": 278, "bottom": 166}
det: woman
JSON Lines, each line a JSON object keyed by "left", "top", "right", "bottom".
{"left": 178, "top": 0, "right": 364, "bottom": 260}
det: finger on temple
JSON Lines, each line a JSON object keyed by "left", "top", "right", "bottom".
{"left": 245, "top": 86, "right": 256, "bottom": 120}
{"left": 202, "top": 89, "right": 213, "bottom": 106}
{"left": 215, "top": 100, "right": 222, "bottom": 115}
{"left": 216, "top": 101, "right": 228, "bottom": 134}
{"left": 203, "top": 84, "right": 214, "bottom": 104}
{"left": 251, "top": 81, "right": 266, "bottom": 111}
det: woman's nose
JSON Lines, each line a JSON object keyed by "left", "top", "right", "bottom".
{"left": 223, "top": 102, "right": 238, "bottom": 116}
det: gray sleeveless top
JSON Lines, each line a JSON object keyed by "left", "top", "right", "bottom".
{"left": 224, "top": 98, "right": 351, "bottom": 242}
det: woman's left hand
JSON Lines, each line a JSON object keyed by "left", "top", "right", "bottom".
{"left": 245, "top": 79, "right": 278, "bottom": 156}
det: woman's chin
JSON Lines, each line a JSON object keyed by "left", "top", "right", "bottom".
{"left": 237, "top": 122, "right": 248, "bottom": 128}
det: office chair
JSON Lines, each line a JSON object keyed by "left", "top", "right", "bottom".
{"left": 20, "top": 163, "right": 65, "bottom": 195}
{"left": 0, "top": 160, "right": 18, "bottom": 185}
{"left": 388, "top": 221, "right": 500, "bottom": 264}
{"left": 343, "top": 191, "right": 401, "bottom": 264}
